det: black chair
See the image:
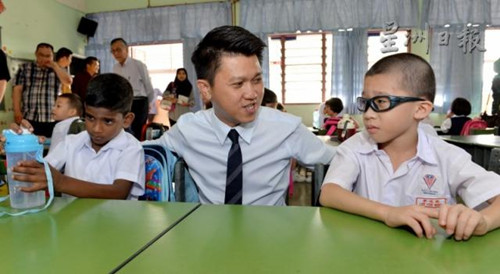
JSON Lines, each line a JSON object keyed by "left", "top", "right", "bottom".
{"left": 311, "top": 164, "right": 329, "bottom": 206}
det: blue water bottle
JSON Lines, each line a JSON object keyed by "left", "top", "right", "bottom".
{"left": 3, "top": 129, "right": 45, "bottom": 209}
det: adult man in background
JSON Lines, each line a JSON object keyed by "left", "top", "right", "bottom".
{"left": 55, "top": 47, "right": 73, "bottom": 93}
{"left": 13, "top": 43, "right": 72, "bottom": 137}
{"left": 72, "top": 56, "right": 99, "bottom": 101}
{"left": 110, "top": 38, "right": 154, "bottom": 140}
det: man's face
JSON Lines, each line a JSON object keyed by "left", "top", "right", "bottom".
{"left": 87, "top": 61, "right": 100, "bottom": 76}
{"left": 110, "top": 41, "right": 128, "bottom": 65}
{"left": 199, "top": 54, "right": 263, "bottom": 127}
{"left": 35, "top": 47, "right": 53, "bottom": 68}
{"left": 58, "top": 55, "right": 72, "bottom": 68}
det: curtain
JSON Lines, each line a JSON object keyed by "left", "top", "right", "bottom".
{"left": 85, "top": 2, "right": 231, "bottom": 111}
{"left": 427, "top": 0, "right": 500, "bottom": 27}
{"left": 240, "top": 0, "right": 420, "bottom": 113}
{"left": 430, "top": 25, "right": 485, "bottom": 114}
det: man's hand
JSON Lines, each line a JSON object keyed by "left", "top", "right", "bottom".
{"left": 12, "top": 160, "right": 61, "bottom": 193}
{"left": 14, "top": 110, "right": 23, "bottom": 124}
{"left": 438, "top": 204, "right": 488, "bottom": 241}
{"left": 384, "top": 205, "right": 439, "bottom": 239}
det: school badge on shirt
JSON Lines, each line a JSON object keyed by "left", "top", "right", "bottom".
{"left": 416, "top": 174, "right": 447, "bottom": 208}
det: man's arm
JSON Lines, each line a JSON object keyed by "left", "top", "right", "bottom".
{"left": 320, "top": 183, "right": 439, "bottom": 238}
{"left": 140, "top": 62, "right": 155, "bottom": 103}
{"left": 12, "top": 84, "right": 23, "bottom": 124}
{"left": 48, "top": 60, "right": 72, "bottom": 85}
{"left": 0, "top": 79, "right": 6, "bottom": 103}
{"left": 12, "top": 160, "right": 133, "bottom": 199}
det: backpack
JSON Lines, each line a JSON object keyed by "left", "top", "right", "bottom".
{"left": 140, "top": 145, "right": 174, "bottom": 201}
{"left": 460, "top": 119, "right": 488, "bottom": 135}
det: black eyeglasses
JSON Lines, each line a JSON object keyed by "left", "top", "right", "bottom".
{"left": 356, "top": 95, "right": 426, "bottom": 113}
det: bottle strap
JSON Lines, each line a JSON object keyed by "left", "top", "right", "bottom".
{"left": 0, "top": 149, "right": 54, "bottom": 217}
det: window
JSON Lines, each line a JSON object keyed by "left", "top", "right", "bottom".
{"left": 367, "top": 30, "right": 409, "bottom": 70}
{"left": 268, "top": 32, "right": 332, "bottom": 104}
{"left": 129, "top": 43, "right": 184, "bottom": 92}
{"left": 481, "top": 28, "right": 500, "bottom": 113}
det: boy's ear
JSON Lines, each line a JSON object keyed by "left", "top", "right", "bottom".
{"left": 414, "top": 100, "right": 434, "bottom": 120}
{"left": 123, "top": 112, "right": 135, "bottom": 128}
{"left": 197, "top": 79, "right": 212, "bottom": 102}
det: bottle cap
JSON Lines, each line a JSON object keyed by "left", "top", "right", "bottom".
{"left": 3, "top": 129, "right": 42, "bottom": 153}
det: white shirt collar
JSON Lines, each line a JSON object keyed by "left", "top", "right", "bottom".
{"left": 209, "top": 108, "right": 258, "bottom": 146}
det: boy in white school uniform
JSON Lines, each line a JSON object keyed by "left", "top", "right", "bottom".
{"left": 11, "top": 73, "right": 145, "bottom": 200}
{"left": 48, "top": 93, "right": 83, "bottom": 153}
{"left": 319, "top": 53, "right": 500, "bottom": 240}
{"left": 144, "top": 25, "right": 335, "bottom": 206}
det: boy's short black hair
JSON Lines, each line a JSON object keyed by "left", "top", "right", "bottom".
{"left": 451, "top": 97, "right": 471, "bottom": 116}
{"left": 191, "top": 25, "right": 266, "bottom": 86}
{"left": 110, "top": 38, "right": 128, "bottom": 47}
{"left": 55, "top": 47, "right": 73, "bottom": 61}
{"left": 261, "top": 88, "right": 278, "bottom": 106}
{"left": 58, "top": 93, "right": 83, "bottom": 117}
{"left": 85, "top": 73, "right": 133, "bottom": 115}
{"left": 366, "top": 53, "right": 436, "bottom": 103}
{"left": 36, "top": 43, "right": 54, "bottom": 52}
{"left": 325, "top": 97, "right": 344, "bottom": 114}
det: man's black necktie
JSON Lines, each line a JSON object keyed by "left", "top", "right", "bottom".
{"left": 225, "top": 129, "right": 242, "bottom": 204}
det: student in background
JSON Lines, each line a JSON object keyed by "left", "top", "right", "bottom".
{"left": 55, "top": 47, "right": 73, "bottom": 93}
{"left": 48, "top": 93, "right": 83, "bottom": 153}
{"left": 0, "top": 49, "right": 10, "bottom": 102}
{"left": 319, "top": 53, "right": 500, "bottom": 240}
{"left": 72, "top": 56, "right": 99, "bottom": 101}
{"left": 277, "top": 103, "right": 286, "bottom": 112}
{"left": 163, "top": 68, "right": 194, "bottom": 125}
{"left": 440, "top": 97, "right": 472, "bottom": 135}
{"left": 261, "top": 88, "right": 278, "bottom": 108}
{"left": 144, "top": 25, "right": 335, "bottom": 206}
{"left": 11, "top": 73, "right": 145, "bottom": 200}
{"left": 322, "top": 97, "right": 344, "bottom": 135}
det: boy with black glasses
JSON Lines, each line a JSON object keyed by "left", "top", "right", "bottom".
{"left": 320, "top": 53, "right": 500, "bottom": 241}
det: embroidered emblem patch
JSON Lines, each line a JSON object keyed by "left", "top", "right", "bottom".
{"left": 423, "top": 174, "right": 436, "bottom": 190}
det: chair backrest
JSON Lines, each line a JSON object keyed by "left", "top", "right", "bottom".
{"left": 488, "top": 148, "right": 500, "bottom": 175}
{"left": 67, "top": 118, "right": 86, "bottom": 135}
{"left": 312, "top": 164, "right": 329, "bottom": 206}
{"left": 460, "top": 119, "right": 487, "bottom": 135}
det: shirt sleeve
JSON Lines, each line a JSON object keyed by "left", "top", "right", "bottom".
{"left": 287, "top": 124, "right": 336, "bottom": 167}
{"left": 115, "top": 142, "right": 145, "bottom": 199}
{"left": 322, "top": 143, "right": 360, "bottom": 190}
{"left": 440, "top": 118, "right": 451, "bottom": 133}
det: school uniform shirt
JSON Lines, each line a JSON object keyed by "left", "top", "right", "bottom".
{"left": 45, "top": 130, "right": 145, "bottom": 200}
{"left": 323, "top": 128, "right": 500, "bottom": 209}
{"left": 113, "top": 57, "right": 155, "bottom": 103}
{"left": 144, "top": 107, "right": 335, "bottom": 206}
{"left": 48, "top": 116, "right": 80, "bottom": 153}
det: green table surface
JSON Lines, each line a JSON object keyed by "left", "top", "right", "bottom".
{"left": 0, "top": 198, "right": 199, "bottom": 273}
{"left": 120, "top": 205, "right": 500, "bottom": 274}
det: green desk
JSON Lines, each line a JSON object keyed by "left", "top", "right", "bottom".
{"left": 120, "top": 205, "right": 500, "bottom": 273}
{"left": 0, "top": 198, "right": 199, "bottom": 273}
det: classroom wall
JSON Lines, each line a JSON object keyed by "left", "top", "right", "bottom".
{"left": 0, "top": 0, "right": 85, "bottom": 129}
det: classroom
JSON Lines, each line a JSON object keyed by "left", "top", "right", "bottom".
{"left": 1, "top": 0, "right": 500, "bottom": 273}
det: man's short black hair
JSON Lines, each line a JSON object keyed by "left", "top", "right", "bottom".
{"left": 55, "top": 47, "right": 73, "bottom": 61}
{"left": 85, "top": 73, "right": 133, "bottom": 115}
{"left": 110, "top": 38, "right": 128, "bottom": 47}
{"left": 58, "top": 93, "right": 83, "bottom": 117}
{"left": 85, "top": 56, "right": 99, "bottom": 66}
{"left": 36, "top": 43, "right": 54, "bottom": 52}
{"left": 191, "top": 25, "right": 266, "bottom": 86}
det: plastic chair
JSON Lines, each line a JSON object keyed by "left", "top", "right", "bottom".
{"left": 173, "top": 157, "right": 199, "bottom": 202}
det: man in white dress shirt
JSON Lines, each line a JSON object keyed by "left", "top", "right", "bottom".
{"left": 111, "top": 38, "right": 155, "bottom": 140}
{"left": 144, "top": 26, "right": 335, "bottom": 206}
